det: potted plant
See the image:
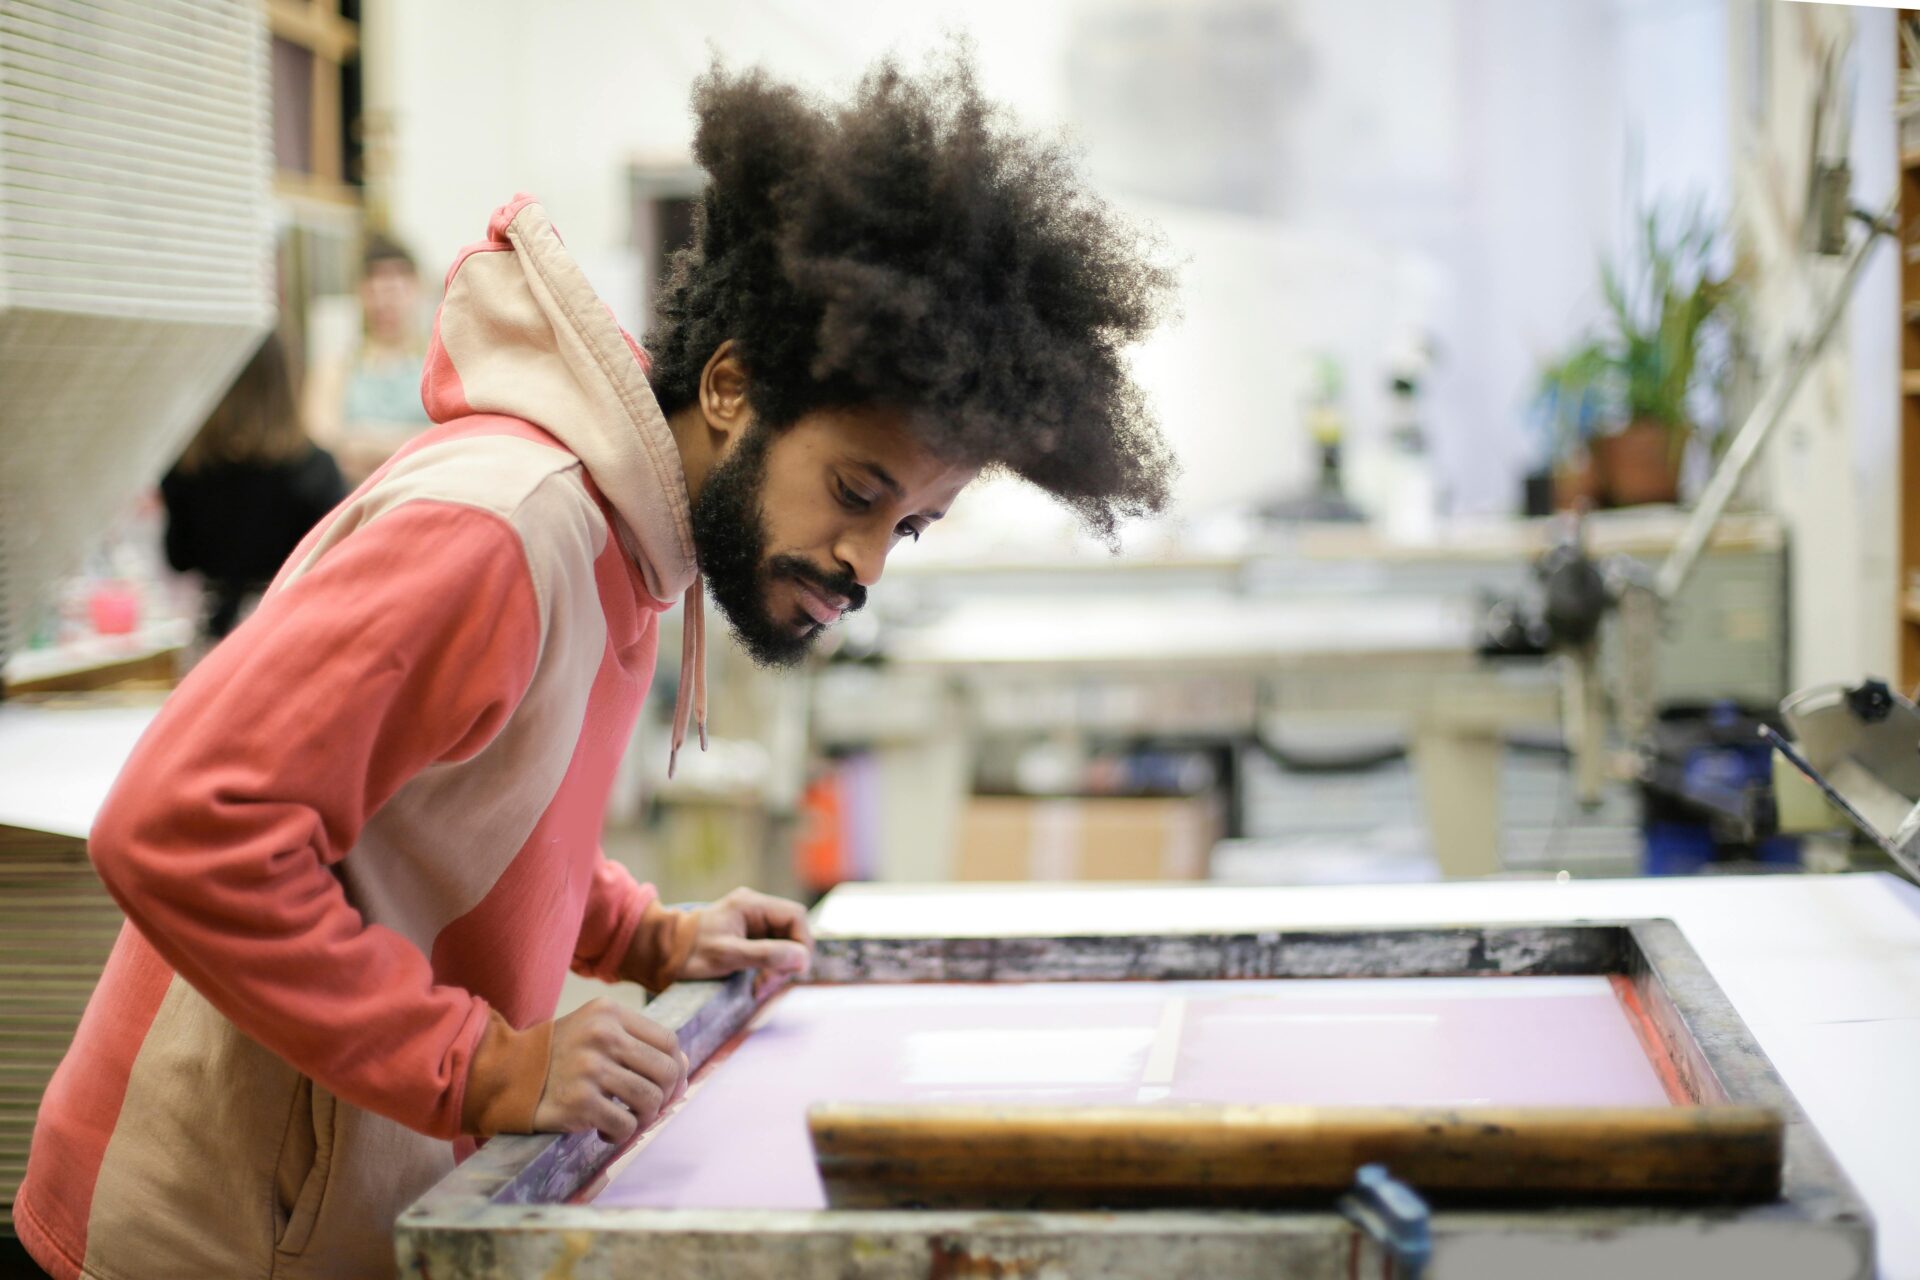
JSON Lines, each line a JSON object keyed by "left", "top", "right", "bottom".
{"left": 1536, "top": 204, "right": 1735, "bottom": 507}
{"left": 1535, "top": 339, "right": 1610, "bottom": 511}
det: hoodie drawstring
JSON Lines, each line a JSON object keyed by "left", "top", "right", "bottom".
{"left": 667, "top": 578, "right": 708, "bottom": 778}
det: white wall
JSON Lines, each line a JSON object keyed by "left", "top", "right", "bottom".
{"left": 1432, "top": 0, "right": 1733, "bottom": 514}
{"left": 1439, "top": 0, "right": 1620, "bottom": 514}
{"left": 376, "top": 0, "right": 1732, "bottom": 528}
{"left": 1848, "top": 4, "right": 1900, "bottom": 684}
{"left": 381, "top": 1, "right": 1075, "bottom": 333}
{"left": 1729, "top": 0, "right": 1897, "bottom": 688}
{"left": 1858, "top": 7, "right": 1904, "bottom": 679}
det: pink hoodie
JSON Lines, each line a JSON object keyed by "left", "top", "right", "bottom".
{"left": 18, "top": 195, "right": 708, "bottom": 1279}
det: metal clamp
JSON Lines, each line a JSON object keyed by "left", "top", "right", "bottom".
{"left": 1338, "top": 1163, "right": 1431, "bottom": 1280}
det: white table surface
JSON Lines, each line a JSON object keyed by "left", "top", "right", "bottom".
{"left": 815, "top": 872, "right": 1920, "bottom": 1277}
{"left": 886, "top": 593, "right": 1481, "bottom": 668}
{"left": 2, "top": 619, "right": 190, "bottom": 686}
{"left": 0, "top": 702, "right": 160, "bottom": 837}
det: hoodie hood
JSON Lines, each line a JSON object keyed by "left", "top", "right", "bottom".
{"left": 422, "top": 193, "right": 696, "bottom": 603}
{"left": 422, "top": 194, "right": 708, "bottom": 773}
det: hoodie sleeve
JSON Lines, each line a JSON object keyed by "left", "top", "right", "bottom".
{"left": 88, "top": 499, "right": 545, "bottom": 1140}
{"left": 572, "top": 856, "right": 699, "bottom": 992}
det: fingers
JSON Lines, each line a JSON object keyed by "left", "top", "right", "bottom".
{"left": 724, "top": 887, "right": 816, "bottom": 951}
{"left": 588, "top": 1093, "right": 639, "bottom": 1145}
{"left": 665, "top": 1050, "right": 690, "bottom": 1106}
{"left": 590, "top": 1053, "right": 690, "bottom": 1143}
{"left": 612, "top": 1005, "right": 681, "bottom": 1057}
{"left": 598, "top": 1062, "right": 667, "bottom": 1129}
{"left": 765, "top": 896, "right": 815, "bottom": 949}
{"left": 537, "top": 1064, "right": 642, "bottom": 1144}
{"left": 674, "top": 889, "right": 816, "bottom": 984}
{"left": 534, "top": 1000, "right": 690, "bottom": 1142}
{"left": 604, "top": 1009, "right": 688, "bottom": 1095}
{"left": 718, "top": 936, "right": 811, "bottom": 974}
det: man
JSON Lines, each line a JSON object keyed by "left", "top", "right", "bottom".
{"left": 17, "top": 51, "right": 1174, "bottom": 1279}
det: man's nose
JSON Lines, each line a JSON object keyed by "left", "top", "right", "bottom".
{"left": 832, "top": 527, "right": 889, "bottom": 589}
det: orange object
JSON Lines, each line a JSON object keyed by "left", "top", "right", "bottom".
{"left": 795, "top": 768, "right": 848, "bottom": 893}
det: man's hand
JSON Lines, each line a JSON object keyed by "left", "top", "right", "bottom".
{"left": 679, "top": 886, "right": 814, "bottom": 983}
{"left": 532, "top": 998, "right": 688, "bottom": 1143}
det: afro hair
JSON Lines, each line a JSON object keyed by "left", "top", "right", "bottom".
{"left": 644, "top": 46, "right": 1178, "bottom": 541}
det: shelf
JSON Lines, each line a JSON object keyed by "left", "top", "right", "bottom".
{"left": 1904, "top": 371, "right": 1920, "bottom": 394}
{"left": 1905, "top": 594, "right": 1920, "bottom": 624}
{"left": 1904, "top": 149, "right": 1920, "bottom": 170}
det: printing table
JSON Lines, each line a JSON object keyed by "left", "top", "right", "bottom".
{"left": 400, "top": 871, "right": 1916, "bottom": 1279}
{"left": 812, "top": 873, "right": 1920, "bottom": 1277}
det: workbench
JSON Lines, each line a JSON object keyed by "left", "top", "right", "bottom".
{"left": 0, "top": 700, "right": 160, "bottom": 1233}
{"left": 1, "top": 619, "right": 188, "bottom": 696}
{"left": 815, "top": 510, "right": 1786, "bottom": 882}
{"left": 0, "top": 700, "right": 161, "bottom": 838}
{"left": 849, "top": 591, "right": 1562, "bottom": 880}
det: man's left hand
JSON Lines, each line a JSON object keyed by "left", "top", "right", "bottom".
{"left": 680, "top": 886, "right": 814, "bottom": 983}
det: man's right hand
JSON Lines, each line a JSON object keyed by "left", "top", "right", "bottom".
{"left": 532, "top": 998, "right": 689, "bottom": 1143}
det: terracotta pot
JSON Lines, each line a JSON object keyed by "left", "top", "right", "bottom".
{"left": 1594, "top": 419, "right": 1682, "bottom": 507}
{"left": 1551, "top": 451, "right": 1602, "bottom": 513}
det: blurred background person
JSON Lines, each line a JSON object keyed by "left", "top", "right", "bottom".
{"left": 305, "top": 233, "right": 434, "bottom": 484}
{"left": 161, "top": 332, "right": 347, "bottom": 641}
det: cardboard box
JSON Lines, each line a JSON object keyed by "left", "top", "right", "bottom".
{"left": 954, "top": 795, "right": 1217, "bottom": 881}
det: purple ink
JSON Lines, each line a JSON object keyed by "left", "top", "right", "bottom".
{"left": 587, "top": 977, "right": 1671, "bottom": 1211}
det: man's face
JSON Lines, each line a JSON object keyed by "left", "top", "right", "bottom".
{"left": 691, "top": 406, "right": 975, "bottom": 668}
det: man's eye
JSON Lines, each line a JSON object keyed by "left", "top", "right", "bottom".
{"left": 896, "top": 524, "right": 921, "bottom": 543}
{"left": 835, "top": 479, "right": 870, "bottom": 512}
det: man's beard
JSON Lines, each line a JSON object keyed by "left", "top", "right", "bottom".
{"left": 690, "top": 422, "right": 867, "bottom": 669}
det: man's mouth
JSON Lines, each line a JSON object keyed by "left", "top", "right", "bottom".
{"left": 792, "top": 579, "right": 848, "bottom": 627}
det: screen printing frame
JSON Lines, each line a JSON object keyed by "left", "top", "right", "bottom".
{"left": 396, "top": 920, "right": 1872, "bottom": 1279}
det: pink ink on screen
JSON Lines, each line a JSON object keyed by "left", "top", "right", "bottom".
{"left": 585, "top": 976, "right": 1672, "bottom": 1211}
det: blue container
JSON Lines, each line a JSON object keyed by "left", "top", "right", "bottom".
{"left": 1641, "top": 702, "right": 1801, "bottom": 875}
{"left": 1643, "top": 822, "right": 1718, "bottom": 876}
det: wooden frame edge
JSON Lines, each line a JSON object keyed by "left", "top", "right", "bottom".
{"left": 396, "top": 920, "right": 1873, "bottom": 1277}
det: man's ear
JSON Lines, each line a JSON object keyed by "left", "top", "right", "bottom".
{"left": 697, "top": 341, "right": 753, "bottom": 448}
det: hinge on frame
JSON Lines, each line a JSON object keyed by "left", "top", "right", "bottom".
{"left": 1338, "top": 1163, "right": 1432, "bottom": 1280}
